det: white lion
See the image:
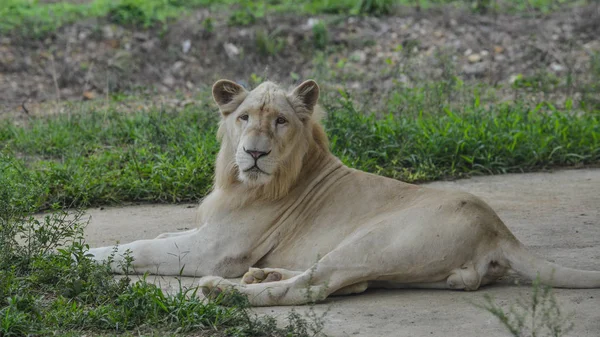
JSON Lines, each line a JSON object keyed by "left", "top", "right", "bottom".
{"left": 88, "top": 79, "right": 600, "bottom": 306}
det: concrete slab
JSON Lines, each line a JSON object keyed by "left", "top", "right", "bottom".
{"left": 84, "top": 169, "right": 600, "bottom": 337}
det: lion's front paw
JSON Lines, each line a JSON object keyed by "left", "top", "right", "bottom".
{"left": 241, "top": 268, "right": 283, "bottom": 284}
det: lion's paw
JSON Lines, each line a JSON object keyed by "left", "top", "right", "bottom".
{"left": 199, "top": 276, "right": 237, "bottom": 299}
{"left": 241, "top": 268, "right": 283, "bottom": 285}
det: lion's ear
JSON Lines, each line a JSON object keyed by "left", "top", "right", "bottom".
{"left": 212, "top": 80, "right": 247, "bottom": 114}
{"left": 290, "top": 80, "right": 319, "bottom": 112}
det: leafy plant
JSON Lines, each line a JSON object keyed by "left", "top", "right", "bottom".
{"left": 359, "top": 0, "right": 393, "bottom": 15}
{"left": 476, "top": 277, "right": 574, "bottom": 337}
{"left": 256, "top": 28, "right": 287, "bottom": 56}
{"left": 312, "top": 21, "right": 329, "bottom": 50}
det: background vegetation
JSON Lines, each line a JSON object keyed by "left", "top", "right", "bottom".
{"left": 1, "top": 0, "right": 592, "bottom": 37}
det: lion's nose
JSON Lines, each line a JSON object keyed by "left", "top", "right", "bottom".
{"left": 244, "top": 148, "right": 270, "bottom": 160}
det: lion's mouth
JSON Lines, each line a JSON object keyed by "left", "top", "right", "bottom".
{"left": 243, "top": 165, "right": 269, "bottom": 175}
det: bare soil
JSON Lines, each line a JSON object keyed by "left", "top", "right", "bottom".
{"left": 2, "top": 5, "right": 599, "bottom": 115}
{"left": 83, "top": 168, "right": 600, "bottom": 337}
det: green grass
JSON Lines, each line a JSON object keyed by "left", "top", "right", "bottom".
{"left": 0, "top": 170, "right": 326, "bottom": 336}
{"left": 1, "top": 87, "right": 598, "bottom": 210}
{"left": 1, "top": 0, "right": 589, "bottom": 37}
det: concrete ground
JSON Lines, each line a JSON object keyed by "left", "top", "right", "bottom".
{"left": 84, "top": 169, "right": 600, "bottom": 337}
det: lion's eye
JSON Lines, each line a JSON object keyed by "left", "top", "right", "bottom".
{"left": 239, "top": 114, "right": 249, "bottom": 121}
{"left": 276, "top": 117, "right": 287, "bottom": 125}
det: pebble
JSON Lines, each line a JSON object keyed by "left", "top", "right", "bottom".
{"left": 550, "top": 63, "right": 564, "bottom": 72}
{"left": 223, "top": 43, "right": 240, "bottom": 59}
{"left": 102, "top": 25, "right": 115, "bottom": 39}
{"left": 162, "top": 74, "right": 176, "bottom": 87}
{"left": 350, "top": 50, "right": 367, "bottom": 63}
{"left": 182, "top": 40, "right": 191, "bottom": 54}
{"left": 467, "top": 53, "right": 482, "bottom": 63}
{"left": 463, "top": 62, "right": 487, "bottom": 76}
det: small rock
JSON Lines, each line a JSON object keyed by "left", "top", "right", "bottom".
{"left": 141, "top": 39, "right": 155, "bottom": 51}
{"left": 105, "top": 39, "right": 120, "bottom": 49}
{"left": 467, "top": 53, "right": 481, "bottom": 63}
{"left": 102, "top": 25, "right": 115, "bottom": 39}
{"left": 583, "top": 41, "right": 600, "bottom": 52}
{"left": 349, "top": 81, "right": 361, "bottom": 90}
{"left": 433, "top": 30, "right": 444, "bottom": 38}
{"left": 61, "top": 88, "right": 74, "bottom": 96}
{"left": 494, "top": 45, "right": 504, "bottom": 54}
{"left": 550, "top": 63, "right": 564, "bottom": 72}
{"left": 162, "top": 74, "right": 176, "bottom": 87}
{"left": 223, "top": 43, "right": 240, "bottom": 59}
{"left": 350, "top": 50, "right": 367, "bottom": 63}
{"left": 306, "top": 18, "right": 320, "bottom": 29}
{"left": 78, "top": 30, "right": 90, "bottom": 40}
{"left": 480, "top": 50, "right": 489, "bottom": 57}
{"left": 398, "top": 74, "right": 410, "bottom": 85}
{"left": 508, "top": 74, "right": 520, "bottom": 84}
{"left": 178, "top": 100, "right": 195, "bottom": 107}
{"left": 133, "top": 32, "right": 149, "bottom": 41}
{"left": 172, "top": 61, "right": 185, "bottom": 72}
{"left": 182, "top": 39, "right": 191, "bottom": 54}
{"left": 158, "top": 84, "right": 170, "bottom": 93}
{"left": 464, "top": 48, "right": 472, "bottom": 56}
{"left": 462, "top": 62, "right": 487, "bottom": 76}
{"left": 186, "top": 81, "right": 195, "bottom": 90}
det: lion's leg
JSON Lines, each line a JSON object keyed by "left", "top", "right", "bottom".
{"left": 154, "top": 228, "right": 199, "bottom": 239}
{"left": 331, "top": 282, "right": 369, "bottom": 296}
{"left": 87, "top": 229, "right": 250, "bottom": 277}
{"left": 241, "top": 267, "right": 368, "bottom": 296}
{"left": 200, "top": 244, "right": 379, "bottom": 306}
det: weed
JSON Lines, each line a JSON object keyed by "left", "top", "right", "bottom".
{"left": 312, "top": 21, "right": 329, "bottom": 50}
{"left": 476, "top": 277, "right": 574, "bottom": 337}
{"left": 202, "top": 16, "right": 214, "bottom": 34}
{"left": 256, "top": 29, "right": 287, "bottom": 56}
{"left": 228, "top": 0, "right": 265, "bottom": 26}
{"left": 359, "top": 0, "right": 394, "bottom": 15}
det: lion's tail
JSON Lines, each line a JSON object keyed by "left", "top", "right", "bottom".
{"left": 502, "top": 240, "right": 600, "bottom": 288}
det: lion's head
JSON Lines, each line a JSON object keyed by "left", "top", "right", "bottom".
{"left": 211, "top": 79, "right": 329, "bottom": 200}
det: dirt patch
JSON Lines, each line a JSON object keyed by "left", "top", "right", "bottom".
{"left": 83, "top": 168, "right": 600, "bottom": 337}
{"left": 2, "top": 5, "right": 599, "bottom": 114}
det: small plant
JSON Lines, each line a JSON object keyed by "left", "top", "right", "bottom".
{"left": 476, "top": 277, "right": 574, "bottom": 337}
{"left": 107, "top": 1, "right": 147, "bottom": 26}
{"left": 202, "top": 16, "right": 214, "bottom": 34}
{"left": 256, "top": 28, "right": 286, "bottom": 56}
{"left": 358, "top": 0, "right": 393, "bottom": 16}
{"left": 312, "top": 21, "right": 329, "bottom": 50}
{"left": 228, "top": 0, "right": 265, "bottom": 26}
{"left": 471, "top": 0, "right": 495, "bottom": 14}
